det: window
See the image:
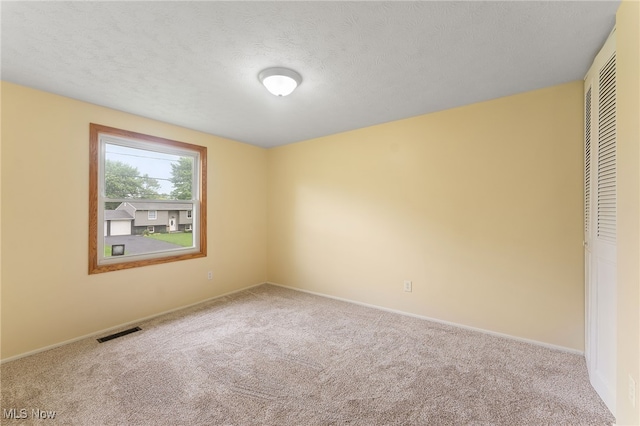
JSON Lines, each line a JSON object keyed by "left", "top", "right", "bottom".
{"left": 89, "top": 124, "right": 207, "bottom": 274}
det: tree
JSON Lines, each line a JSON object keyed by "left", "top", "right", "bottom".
{"left": 104, "top": 160, "right": 161, "bottom": 206}
{"left": 105, "top": 160, "right": 141, "bottom": 199}
{"left": 169, "top": 157, "right": 193, "bottom": 200}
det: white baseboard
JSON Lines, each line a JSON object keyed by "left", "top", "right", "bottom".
{"left": 267, "top": 282, "right": 584, "bottom": 356}
{"left": 1, "top": 282, "right": 267, "bottom": 364}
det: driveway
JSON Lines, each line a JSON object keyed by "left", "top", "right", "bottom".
{"left": 105, "top": 235, "right": 183, "bottom": 255}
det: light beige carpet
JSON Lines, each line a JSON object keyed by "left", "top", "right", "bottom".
{"left": 1, "top": 284, "right": 614, "bottom": 425}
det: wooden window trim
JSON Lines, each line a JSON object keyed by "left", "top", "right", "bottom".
{"left": 89, "top": 123, "right": 207, "bottom": 274}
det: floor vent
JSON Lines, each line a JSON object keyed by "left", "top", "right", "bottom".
{"left": 97, "top": 327, "right": 141, "bottom": 343}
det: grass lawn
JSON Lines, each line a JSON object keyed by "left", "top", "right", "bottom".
{"left": 147, "top": 232, "right": 193, "bottom": 247}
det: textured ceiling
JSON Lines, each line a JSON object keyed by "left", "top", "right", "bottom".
{"left": 1, "top": 1, "right": 619, "bottom": 148}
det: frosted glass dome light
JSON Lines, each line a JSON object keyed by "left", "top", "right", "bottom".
{"left": 258, "top": 67, "right": 302, "bottom": 97}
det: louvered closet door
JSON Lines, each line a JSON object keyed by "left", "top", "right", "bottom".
{"left": 584, "top": 30, "right": 616, "bottom": 416}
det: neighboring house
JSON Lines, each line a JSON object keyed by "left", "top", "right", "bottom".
{"left": 105, "top": 202, "right": 193, "bottom": 236}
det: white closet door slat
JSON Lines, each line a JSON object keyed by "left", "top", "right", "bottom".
{"left": 597, "top": 52, "right": 616, "bottom": 243}
{"left": 585, "top": 87, "right": 592, "bottom": 235}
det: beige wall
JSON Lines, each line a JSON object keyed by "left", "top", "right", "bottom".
{"left": 0, "top": 82, "right": 268, "bottom": 360}
{"left": 268, "top": 81, "right": 585, "bottom": 351}
{"left": 616, "top": 1, "right": 640, "bottom": 423}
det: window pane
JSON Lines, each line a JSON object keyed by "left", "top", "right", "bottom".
{"left": 105, "top": 143, "right": 193, "bottom": 201}
{"left": 103, "top": 201, "right": 195, "bottom": 259}
{"left": 102, "top": 141, "right": 196, "bottom": 260}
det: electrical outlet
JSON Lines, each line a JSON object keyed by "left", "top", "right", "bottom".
{"left": 207, "top": 271, "right": 213, "bottom": 280}
{"left": 630, "top": 375, "right": 636, "bottom": 407}
{"left": 403, "top": 280, "right": 412, "bottom": 292}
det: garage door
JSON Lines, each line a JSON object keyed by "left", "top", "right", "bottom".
{"left": 110, "top": 220, "right": 132, "bottom": 236}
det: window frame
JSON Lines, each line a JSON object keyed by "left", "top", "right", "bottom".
{"left": 89, "top": 124, "right": 207, "bottom": 274}
{"left": 148, "top": 210, "right": 157, "bottom": 220}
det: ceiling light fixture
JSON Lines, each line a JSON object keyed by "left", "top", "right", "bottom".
{"left": 258, "top": 67, "right": 302, "bottom": 97}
